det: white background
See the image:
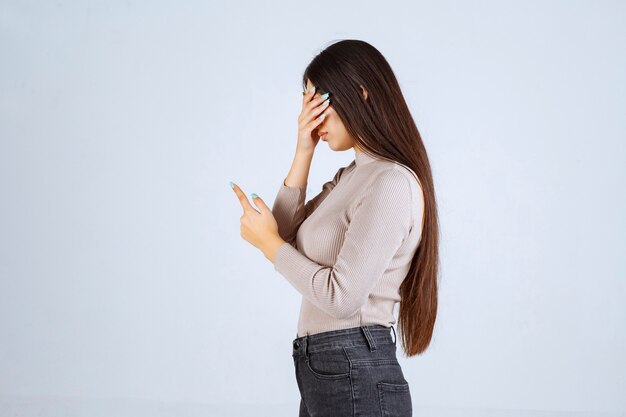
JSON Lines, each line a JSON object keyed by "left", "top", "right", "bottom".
{"left": 1, "top": 1, "right": 625, "bottom": 416}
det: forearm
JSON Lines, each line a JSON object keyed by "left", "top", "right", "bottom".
{"left": 284, "top": 149, "right": 314, "bottom": 188}
{"left": 271, "top": 149, "right": 315, "bottom": 244}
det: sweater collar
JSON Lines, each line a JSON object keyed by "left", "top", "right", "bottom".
{"left": 354, "top": 150, "right": 379, "bottom": 167}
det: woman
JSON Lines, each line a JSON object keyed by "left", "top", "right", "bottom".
{"left": 230, "top": 39, "right": 439, "bottom": 416}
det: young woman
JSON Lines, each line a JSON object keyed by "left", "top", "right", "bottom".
{"left": 231, "top": 39, "right": 439, "bottom": 416}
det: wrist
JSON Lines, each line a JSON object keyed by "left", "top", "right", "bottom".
{"left": 263, "top": 234, "right": 286, "bottom": 263}
{"left": 295, "top": 148, "right": 315, "bottom": 159}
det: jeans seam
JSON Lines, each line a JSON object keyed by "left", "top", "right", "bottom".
{"left": 297, "top": 359, "right": 312, "bottom": 415}
{"left": 307, "top": 341, "right": 394, "bottom": 354}
{"left": 377, "top": 382, "right": 384, "bottom": 417}
{"left": 344, "top": 346, "right": 356, "bottom": 417}
{"left": 351, "top": 359, "right": 399, "bottom": 367}
{"left": 302, "top": 325, "right": 390, "bottom": 342}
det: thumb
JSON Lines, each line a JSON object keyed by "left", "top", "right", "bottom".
{"left": 250, "top": 193, "right": 270, "bottom": 213}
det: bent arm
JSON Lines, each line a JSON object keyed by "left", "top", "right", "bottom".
{"left": 273, "top": 169, "right": 415, "bottom": 319}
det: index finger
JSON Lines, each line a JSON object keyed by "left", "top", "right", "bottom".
{"left": 231, "top": 183, "right": 257, "bottom": 214}
{"left": 302, "top": 85, "right": 316, "bottom": 105}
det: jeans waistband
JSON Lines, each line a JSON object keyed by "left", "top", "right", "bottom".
{"left": 292, "top": 324, "right": 397, "bottom": 354}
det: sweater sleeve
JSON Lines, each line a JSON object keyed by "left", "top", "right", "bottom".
{"left": 273, "top": 168, "right": 414, "bottom": 319}
{"left": 271, "top": 164, "right": 349, "bottom": 246}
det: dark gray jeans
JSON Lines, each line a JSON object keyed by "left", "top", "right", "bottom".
{"left": 292, "top": 324, "right": 412, "bottom": 417}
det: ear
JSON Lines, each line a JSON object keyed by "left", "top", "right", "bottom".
{"left": 359, "top": 84, "right": 368, "bottom": 101}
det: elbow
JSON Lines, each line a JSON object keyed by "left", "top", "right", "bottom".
{"left": 319, "top": 273, "right": 368, "bottom": 319}
{"left": 326, "top": 298, "right": 366, "bottom": 320}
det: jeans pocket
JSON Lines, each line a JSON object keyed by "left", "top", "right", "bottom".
{"left": 306, "top": 347, "right": 351, "bottom": 380}
{"left": 377, "top": 381, "right": 412, "bottom": 417}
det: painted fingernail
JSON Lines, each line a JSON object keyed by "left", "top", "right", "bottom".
{"left": 251, "top": 193, "right": 258, "bottom": 198}
{"left": 321, "top": 93, "right": 329, "bottom": 99}
{"left": 323, "top": 99, "right": 330, "bottom": 106}
{"left": 229, "top": 181, "right": 235, "bottom": 189}
{"left": 318, "top": 113, "right": 326, "bottom": 120}
{"left": 309, "top": 86, "right": 316, "bottom": 93}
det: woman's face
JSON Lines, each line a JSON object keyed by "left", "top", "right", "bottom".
{"left": 305, "top": 79, "right": 358, "bottom": 152}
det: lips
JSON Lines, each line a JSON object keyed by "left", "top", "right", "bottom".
{"left": 320, "top": 132, "right": 328, "bottom": 139}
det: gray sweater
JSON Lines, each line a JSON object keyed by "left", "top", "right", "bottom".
{"left": 272, "top": 150, "right": 424, "bottom": 337}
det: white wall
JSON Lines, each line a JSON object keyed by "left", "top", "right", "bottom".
{"left": 1, "top": 1, "right": 624, "bottom": 416}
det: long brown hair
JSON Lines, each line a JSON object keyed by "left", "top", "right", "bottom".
{"left": 302, "top": 39, "right": 440, "bottom": 357}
